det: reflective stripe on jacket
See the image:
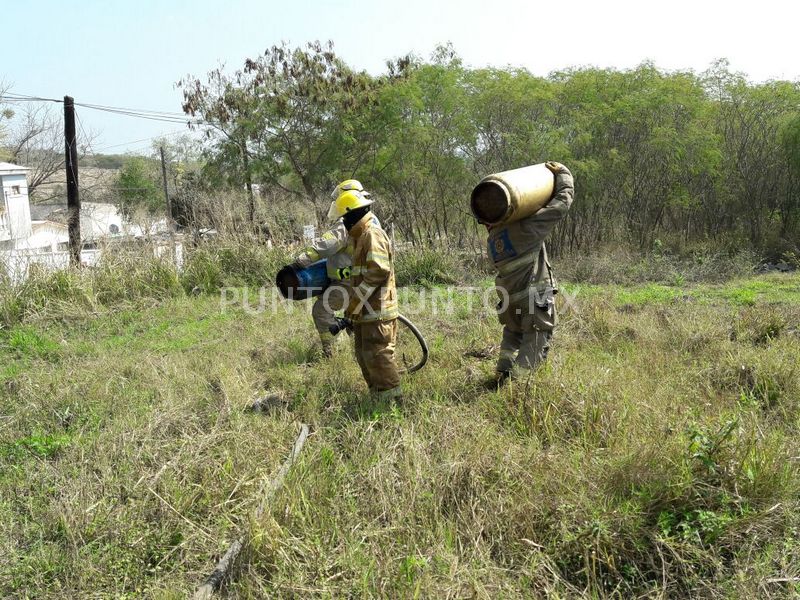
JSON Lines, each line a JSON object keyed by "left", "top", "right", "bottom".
{"left": 295, "top": 217, "right": 381, "bottom": 280}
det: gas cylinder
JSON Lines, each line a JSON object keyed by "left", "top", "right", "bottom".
{"left": 470, "top": 163, "right": 555, "bottom": 226}
{"left": 276, "top": 260, "right": 331, "bottom": 300}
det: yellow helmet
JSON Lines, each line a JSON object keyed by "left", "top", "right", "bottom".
{"left": 331, "top": 179, "right": 369, "bottom": 200}
{"left": 327, "top": 189, "right": 373, "bottom": 220}
{"left": 330, "top": 179, "right": 370, "bottom": 199}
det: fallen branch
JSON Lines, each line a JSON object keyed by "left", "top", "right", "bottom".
{"left": 193, "top": 422, "right": 310, "bottom": 599}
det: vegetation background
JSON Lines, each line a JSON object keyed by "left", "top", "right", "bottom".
{"left": 173, "top": 43, "right": 799, "bottom": 261}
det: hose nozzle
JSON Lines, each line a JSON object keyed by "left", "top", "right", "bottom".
{"left": 329, "top": 317, "right": 353, "bottom": 336}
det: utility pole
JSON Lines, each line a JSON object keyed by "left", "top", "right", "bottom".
{"left": 159, "top": 146, "right": 172, "bottom": 225}
{"left": 159, "top": 145, "right": 177, "bottom": 258}
{"left": 240, "top": 140, "right": 255, "bottom": 226}
{"left": 64, "top": 96, "right": 81, "bottom": 267}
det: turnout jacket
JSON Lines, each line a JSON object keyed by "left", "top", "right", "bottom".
{"left": 487, "top": 163, "right": 574, "bottom": 307}
{"left": 295, "top": 216, "right": 381, "bottom": 281}
{"left": 345, "top": 212, "right": 398, "bottom": 323}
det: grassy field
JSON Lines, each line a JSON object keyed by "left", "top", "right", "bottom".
{"left": 1, "top": 270, "right": 799, "bottom": 598}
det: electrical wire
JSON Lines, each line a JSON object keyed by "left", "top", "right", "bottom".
{"left": 0, "top": 92, "right": 62, "bottom": 103}
{"left": 75, "top": 103, "right": 200, "bottom": 125}
{"left": 73, "top": 101, "right": 185, "bottom": 118}
{"left": 92, "top": 129, "right": 189, "bottom": 152}
{"left": 1, "top": 91, "right": 204, "bottom": 153}
{"left": 1, "top": 92, "right": 198, "bottom": 125}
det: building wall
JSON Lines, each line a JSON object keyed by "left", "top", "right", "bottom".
{"left": 1, "top": 173, "right": 33, "bottom": 241}
{"left": 15, "top": 222, "right": 69, "bottom": 252}
{"left": 82, "top": 203, "right": 124, "bottom": 240}
{"left": 0, "top": 248, "right": 102, "bottom": 284}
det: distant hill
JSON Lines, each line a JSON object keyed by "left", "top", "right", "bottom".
{"left": 82, "top": 154, "right": 128, "bottom": 170}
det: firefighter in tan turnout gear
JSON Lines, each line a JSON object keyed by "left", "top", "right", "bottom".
{"left": 327, "top": 186, "right": 402, "bottom": 400}
{"left": 486, "top": 161, "right": 575, "bottom": 384}
{"left": 291, "top": 180, "right": 380, "bottom": 357}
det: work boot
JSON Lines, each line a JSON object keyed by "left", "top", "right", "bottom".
{"left": 373, "top": 386, "right": 402, "bottom": 401}
{"left": 496, "top": 369, "right": 512, "bottom": 386}
{"left": 495, "top": 355, "right": 514, "bottom": 375}
{"left": 485, "top": 369, "right": 511, "bottom": 390}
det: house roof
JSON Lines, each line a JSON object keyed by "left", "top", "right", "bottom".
{"left": 0, "top": 162, "right": 31, "bottom": 175}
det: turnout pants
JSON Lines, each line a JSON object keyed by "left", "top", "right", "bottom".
{"left": 496, "top": 296, "right": 557, "bottom": 376}
{"left": 353, "top": 319, "right": 402, "bottom": 399}
{"left": 312, "top": 282, "right": 350, "bottom": 353}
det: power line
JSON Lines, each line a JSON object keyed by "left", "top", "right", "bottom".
{"left": 74, "top": 101, "right": 185, "bottom": 118}
{"left": 92, "top": 129, "right": 191, "bottom": 152}
{"left": 0, "top": 92, "right": 62, "bottom": 103}
{"left": 75, "top": 103, "right": 200, "bottom": 125}
{"left": 1, "top": 92, "right": 199, "bottom": 125}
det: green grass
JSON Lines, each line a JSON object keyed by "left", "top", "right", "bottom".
{"left": 561, "top": 274, "right": 800, "bottom": 309}
{"left": 0, "top": 433, "right": 71, "bottom": 460}
{"left": 0, "top": 273, "right": 798, "bottom": 598}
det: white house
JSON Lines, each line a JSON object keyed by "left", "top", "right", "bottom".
{"left": 0, "top": 162, "right": 33, "bottom": 249}
{"left": 1, "top": 163, "right": 181, "bottom": 282}
{"left": 82, "top": 202, "right": 124, "bottom": 239}
{"left": 31, "top": 201, "right": 126, "bottom": 244}
{"left": 18, "top": 220, "right": 69, "bottom": 253}
{"left": 1, "top": 165, "right": 115, "bottom": 280}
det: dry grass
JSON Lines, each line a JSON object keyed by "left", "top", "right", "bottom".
{"left": 0, "top": 264, "right": 798, "bottom": 598}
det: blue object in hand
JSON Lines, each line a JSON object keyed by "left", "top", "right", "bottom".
{"left": 276, "top": 259, "right": 331, "bottom": 300}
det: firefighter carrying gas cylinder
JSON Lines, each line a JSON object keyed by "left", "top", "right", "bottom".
{"left": 478, "top": 161, "right": 575, "bottom": 385}
{"left": 289, "top": 180, "right": 381, "bottom": 357}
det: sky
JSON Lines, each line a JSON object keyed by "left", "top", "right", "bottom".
{"left": 3, "top": 0, "right": 799, "bottom": 153}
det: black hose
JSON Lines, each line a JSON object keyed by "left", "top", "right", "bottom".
{"left": 397, "top": 314, "right": 428, "bottom": 374}
{"left": 329, "top": 313, "right": 428, "bottom": 374}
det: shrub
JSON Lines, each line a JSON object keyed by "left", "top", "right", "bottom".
{"left": 0, "top": 266, "right": 92, "bottom": 327}
{"left": 92, "top": 253, "right": 183, "bottom": 304}
{"left": 395, "top": 247, "right": 461, "bottom": 287}
{"left": 559, "top": 247, "right": 757, "bottom": 285}
{"left": 181, "top": 243, "right": 291, "bottom": 293}
{"left": 180, "top": 247, "right": 224, "bottom": 294}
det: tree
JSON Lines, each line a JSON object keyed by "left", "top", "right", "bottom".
{"left": 0, "top": 86, "right": 14, "bottom": 152}
{"left": 115, "top": 157, "right": 162, "bottom": 216}
{"left": 178, "top": 41, "right": 384, "bottom": 225}
{"left": 175, "top": 47, "right": 800, "bottom": 254}
{"left": 6, "top": 104, "right": 65, "bottom": 197}
{"left": 708, "top": 62, "right": 800, "bottom": 245}
{"left": 0, "top": 94, "right": 99, "bottom": 201}
{"left": 367, "top": 45, "right": 476, "bottom": 245}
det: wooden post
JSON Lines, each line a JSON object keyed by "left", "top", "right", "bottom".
{"left": 159, "top": 146, "right": 172, "bottom": 224}
{"left": 240, "top": 140, "right": 255, "bottom": 227}
{"left": 64, "top": 96, "right": 81, "bottom": 267}
{"left": 159, "top": 145, "right": 178, "bottom": 261}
